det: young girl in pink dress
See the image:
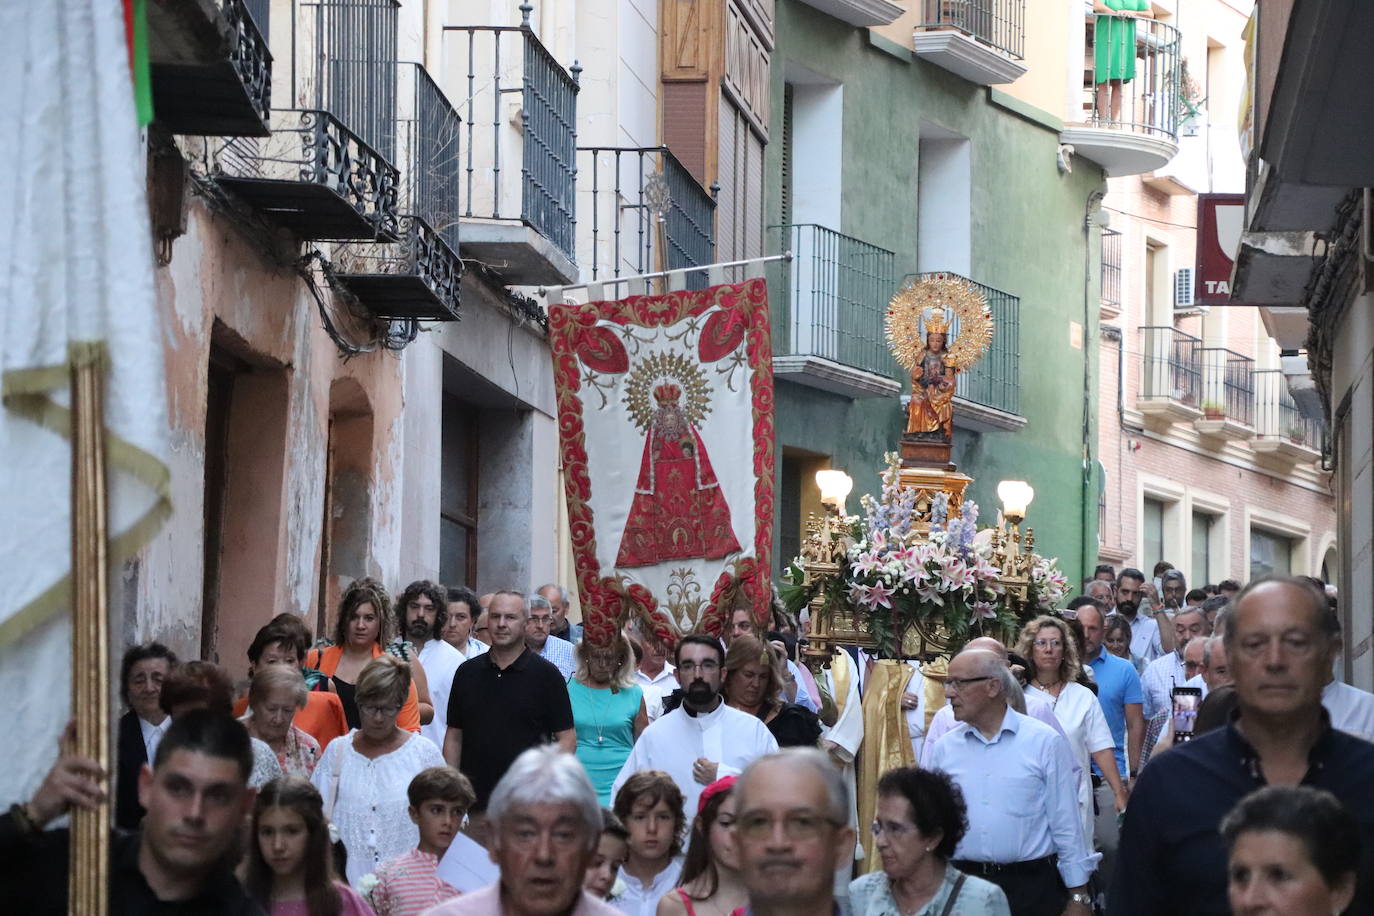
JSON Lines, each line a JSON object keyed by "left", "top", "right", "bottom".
{"left": 246, "top": 777, "right": 376, "bottom": 916}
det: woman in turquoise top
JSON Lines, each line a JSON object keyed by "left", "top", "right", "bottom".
{"left": 569, "top": 634, "right": 648, "bottom": 804}
{"left": 850, "top": 768, "right": 1011, "bottom": 916}
{"left": 1093, "top": 0, "right": 1154, "bottom": 124}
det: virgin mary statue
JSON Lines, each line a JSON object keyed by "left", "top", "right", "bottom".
{"left": 616, "top": 381, "right": 740, "bottom": 568}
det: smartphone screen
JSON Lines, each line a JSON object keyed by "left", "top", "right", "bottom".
{"left": 1172, "top": 686, "right": 1202, "bottom": 742}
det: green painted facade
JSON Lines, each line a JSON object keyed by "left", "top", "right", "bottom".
{"left": 766, "top": 1, "right": 1106, "bottom": 586}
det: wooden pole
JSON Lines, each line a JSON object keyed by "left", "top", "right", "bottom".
{"left": 69, "top": 353, "right": 110, "bottom": 916}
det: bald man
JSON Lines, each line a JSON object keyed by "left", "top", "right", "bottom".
{"left": 920, "top": 637, "right": 1078, "bottom": 780}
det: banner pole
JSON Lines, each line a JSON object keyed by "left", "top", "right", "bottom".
{"left": 69, "top": 350, "right": 110, "bottom": 916}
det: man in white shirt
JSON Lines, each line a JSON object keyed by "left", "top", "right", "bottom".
{"left": 633, "top": 630, "right": 677, "bottom": 722}
{"left": 441, "top": 585, "right": 489, "bottom": 661}
{"left": 1322, "top": 610, "right": 1374, "bottom": 741}
{"left": 399, "top": 579, "right": 467, "bottom": 749}
{"left": 612, "top": 634, "right": 778, "bottom": 817}
{"left": 1110, "top": 569, "right": 1171, "bottom": 663}
{"left": 1140, "top": 607, "right": 1208, "bottom": 720}
{"left": 928, "top": 649, "right": 1097, "bottom": 916}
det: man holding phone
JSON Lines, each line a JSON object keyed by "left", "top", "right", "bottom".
{"left": 1140, "top": 607, "right": 1208, "bottom": 721}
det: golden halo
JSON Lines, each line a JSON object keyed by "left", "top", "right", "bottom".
{"left": 885, "top": 274, "right": 994, "bottom": 371}
{"left": 622, "top": 352, "right": 711, "bottom": 432}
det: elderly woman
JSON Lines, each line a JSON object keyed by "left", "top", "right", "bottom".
{"left": 160, "top": 661, "right": 284, "bottom": 789}
{"left": 722, "top": 634, "right": 822, "bottom": 748}
{"left": 570, "top": 633, "right": 648, "bottom": 805}
{"left": 1016, "top": 615, "right": 1128, "bottom": 844}
{"left": 241, "top": 664, "right": 320, "bottom": 779}
{"left": 1222, "top": 786, "right": 1359, "bottom": 916}
{"left": 423, "top": 744, "right": 621, "bottom": 916}
{"left": 310, "top": 655, "right": 445, "bottom": 888}
{"left": 307, "top": 577, "right": 430, "bottom": 732}
{"left": 850, "top": 767, "right": 1010, "bottom": 915}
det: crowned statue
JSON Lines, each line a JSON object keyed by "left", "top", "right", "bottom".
{"left": 904, "top": 308, "right": 957, "bottom": 441}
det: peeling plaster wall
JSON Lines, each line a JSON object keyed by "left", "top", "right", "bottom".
{"left": 120, "top": 197, "right": 409, "bottom": 679}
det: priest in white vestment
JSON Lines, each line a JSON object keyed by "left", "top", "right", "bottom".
{"left": 612, "top": 635, "right": 778, "bottom": 817}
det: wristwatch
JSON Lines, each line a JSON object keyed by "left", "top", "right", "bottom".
{"left": 1069, "top": 892, "right": 1093, "bottom": 907}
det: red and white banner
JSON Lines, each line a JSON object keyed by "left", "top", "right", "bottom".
{"left": 549, "top": 279, "right": 776, "bottom": 647}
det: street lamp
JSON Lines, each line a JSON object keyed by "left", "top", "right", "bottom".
{"left": 815, "top": 469, "right": 854, "bottom": 515}
{"left": 996, "top": 480, "right": 1035, "bottom": 525}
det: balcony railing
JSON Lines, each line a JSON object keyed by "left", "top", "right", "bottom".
{"left": 925, "top": 273, "right": 1021, "bottom": 417}
{"left": 1253, "top": 370, "right": 1322, "bottom": 450}
{"left": 1101, "top": 228, "right": 1122, "bottom": 310}
{"left": 447, "top": 7, "right": 579, "bottom": 266}
{"left": 774, "top": 225, "right": 895, "bottom": 379}
{"left": 211, "top": 0, "right": 400, "bottom": 240}
{"left": 918, "top": 0, "right": 1025, "bottom": 59}
{"left": 148, "top": 0, "right": 272, "bottom": 137}
{"left": 1198, "top": 347, "right": 1255, "bottom": 427}
{"left": 1138, "top": 326, "right": 1201, "bottom": 406}
{"left": 331, "top": 64, "right": 463, "bottom": 321}
{"left": 577, "top": 146, "right": 715, "bottom": 289}
{"left": 1081, "top": 15, "right": 1182, "bottom": 142}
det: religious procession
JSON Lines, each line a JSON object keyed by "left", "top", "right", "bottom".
{"left": 3, "top": 1, "right": 1372, "bottom": 915}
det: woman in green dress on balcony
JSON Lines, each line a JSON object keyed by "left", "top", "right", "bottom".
{"left": 1094, "top": 0, "right": 1154, "bottom": 125}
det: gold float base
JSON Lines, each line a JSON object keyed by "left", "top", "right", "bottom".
{"left": 897, "top": 466, "right": 972, "bottom": 530}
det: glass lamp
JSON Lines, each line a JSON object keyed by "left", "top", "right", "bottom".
{"left": 997, "top": 480, "right": 1035, "bottom": 525}
{"left": 815, "top": 469, "right": 854, "bottom": 514}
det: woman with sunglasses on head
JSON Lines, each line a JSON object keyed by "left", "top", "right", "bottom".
{"left": 850, "top": 767, "right": 1010, "bottom": 915}
{"left": 657, "top": 776, "right": 747, "bottom": 916}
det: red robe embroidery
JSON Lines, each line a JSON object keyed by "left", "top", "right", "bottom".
{"left": 616, "top": 383, "right": 741, "bottom": 567}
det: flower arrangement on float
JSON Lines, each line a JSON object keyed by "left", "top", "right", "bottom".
{"left": 782, "top": 454, "right": 1062, "bottom": 658}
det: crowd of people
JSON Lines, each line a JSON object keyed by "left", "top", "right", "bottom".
{"left": 3, "top": 567, "right": 1373, "bottom": 915}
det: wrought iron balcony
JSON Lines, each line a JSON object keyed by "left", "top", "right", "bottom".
{"left": 577, "top": 145, "right": 715, "bottom": 290}
{"left": 1060, "top": 16, "right": 1182, "bottom": 176}
{"left": 1194, "top": 347, "right": 1255, "bottom": 440}
{"left": 1136, "top": 326, "right": 1202, "bottom": 423}
{"left": 1100, "top": 228, "right": 1122, "bottom": 314}
{"left": 331, "top": 65, "right": 464, "bottom": 322}
{"left": 772, "top": 224, "right": 899, "bottom": 399}
{"left": 1252, "top": 369, "right": 1322, "bottom": 463}
{"left": 446, "top": 6, "right": 580, "bottom": 285}
{"left": 212, "top": 0, "right": 400, "bottom": 241}
{"left": 917, "top": 272, "right": 1021, "bottom": 421}
{"left": 913, "top": 0, "right": 1027, "bottom": 85}
{"left": 148, "top": 0, "right": 272, "bottom": 136}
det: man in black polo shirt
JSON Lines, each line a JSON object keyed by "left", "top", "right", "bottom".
{"left": 1, "top": 710, "right": 263, "bottom": 914}
{"left": 1110, "top": 576, "right": 1374, "bottom": 914}
{"left": 444, "top": 588, "right": 575, "bottom": 844}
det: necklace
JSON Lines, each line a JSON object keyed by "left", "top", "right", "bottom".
{"left": 581, "top": 681, "right": 617, "bottom": 744}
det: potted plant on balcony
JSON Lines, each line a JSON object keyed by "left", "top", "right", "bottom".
{"left": 1202, "top": 399, "right": 1225, "bottom": 420}
{"left": 1286, "top": 424, "right": 1308, "bottom": 445}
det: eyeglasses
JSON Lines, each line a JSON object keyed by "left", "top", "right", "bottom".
{"left": 736, "top": 811, "right": 842, "bottom": 842}
{"left": 360, "top": 704, "right": 401, "bottom": 719}
{"left": 943, "top": 676, "right": 993, "bottom": 692}
{"left": 678, "top": 660, "right": 720, "bottom": 674}
{"left": 528, "top": 615, "right": 554, "bottom": 626}
{"left": 870, "top": 820, "right": 919, "bottom": 838}
{"left": 1033, "top": 639, "right": 1063, "bottom": 650}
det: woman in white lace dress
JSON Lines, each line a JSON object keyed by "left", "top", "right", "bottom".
{"left": 311, "top": 654, "right": 444, "bottom": 888}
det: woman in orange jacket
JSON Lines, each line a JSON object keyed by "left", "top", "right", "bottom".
{"left": 307, "top": 577, "right": 432, "bottom": 733}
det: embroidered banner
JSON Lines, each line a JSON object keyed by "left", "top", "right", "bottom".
{"left": 549, "top": 279, "right": 776, "bottom": 647}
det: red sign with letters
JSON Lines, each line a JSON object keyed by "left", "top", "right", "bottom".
{"left": 1196, "top": 193, "right": 1247, "bottom": 305}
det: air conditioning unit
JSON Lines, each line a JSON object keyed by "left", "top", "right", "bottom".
{"left": 1174, "top": 267, "right": 1195, "bottom": 308}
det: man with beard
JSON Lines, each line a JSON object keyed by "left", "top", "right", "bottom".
{"left": 398, "top": 579, "right": 465, "bottom": 750}
{"left": 1110, "top": 568, "right": 1171, "bottom": 663}
{"left": 612, "top": 634, "right": 777, "bottom": 817}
